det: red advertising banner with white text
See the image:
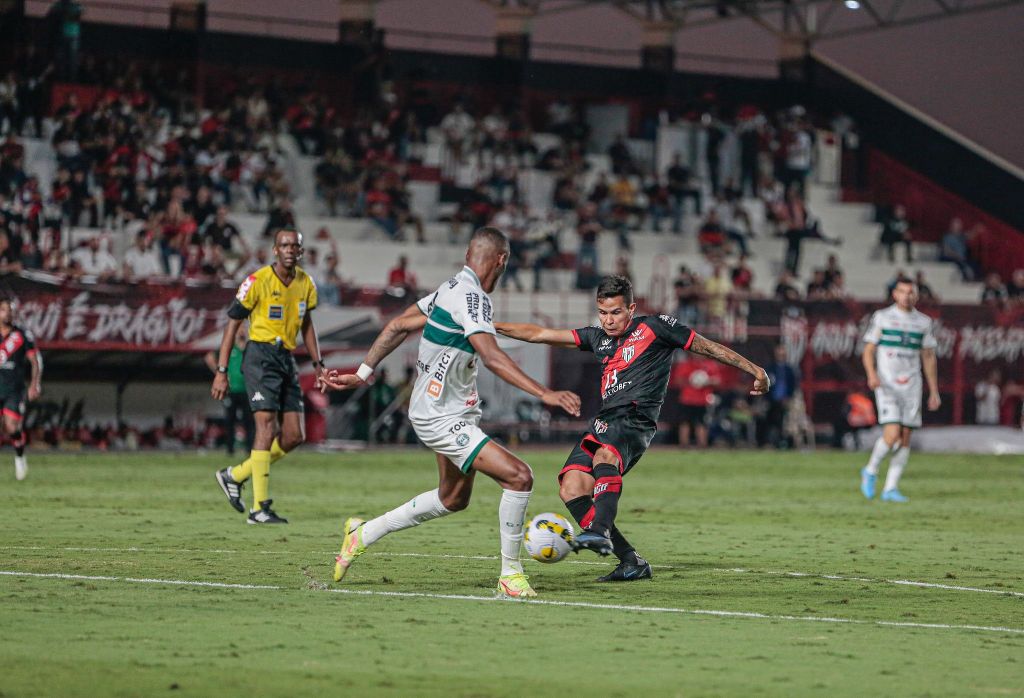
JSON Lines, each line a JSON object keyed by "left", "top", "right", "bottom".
{"left": 4, "top": 276, "right": 231, "bottom": 352}
{"left": 4, "top": 277, "right": 1022, "bottom": 425}
{"left": 760, "top": 300, "right": 1024, "bottom": 426}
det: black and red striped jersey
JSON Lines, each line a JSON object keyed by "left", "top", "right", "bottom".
{"left": 0, "top": 325, "right": 37, "bottom": 393}
{"left": 572, "top": 314, "right": 695, "bottom": 421}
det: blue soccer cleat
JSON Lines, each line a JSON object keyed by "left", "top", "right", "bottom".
{"left": 860, "top": 467, "right": 876, "bottom": 500}
{"left": 572, "top": 529, "right": 614, "bottom": 556}
{"left": 880, "top": 489, "right": 909, "bottom": 503}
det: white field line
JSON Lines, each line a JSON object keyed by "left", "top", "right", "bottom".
{"left": 0, "top": 569, "right": 1021, "bottom": 636}
{"left": 0, "top": 570, "right": 279, "bottom": 590}
{"left": 2, "top": 545, "right": 1022, "bottom": 598}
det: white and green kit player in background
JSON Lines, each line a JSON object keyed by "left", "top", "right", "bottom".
{"left": 860, "top": 277, "right": 941, "bottom": 502}
{"left": 319, "top": 227, "right": 581, "bottom": 597}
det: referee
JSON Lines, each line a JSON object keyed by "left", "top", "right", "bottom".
{"left": 212, "top": 228, "right": 325, "bottom": 524}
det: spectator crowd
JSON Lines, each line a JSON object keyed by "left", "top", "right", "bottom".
{"left": 2, "top": 43, "right": 1022, "bottom": 318}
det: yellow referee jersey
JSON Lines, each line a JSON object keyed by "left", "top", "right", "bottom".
{"left": 232, "top": 265, "right": 318, "bottom": 351}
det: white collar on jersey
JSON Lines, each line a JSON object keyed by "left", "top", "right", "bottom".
{"left": 890, "top": 303, "right": 916, "bottom": 316}
{"left": 462, "top": 265, "right": 481, "bottom": 286}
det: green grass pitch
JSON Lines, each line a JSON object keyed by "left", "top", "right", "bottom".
{"left": 1, "top": 448, "right": 1022, "bottom": 697}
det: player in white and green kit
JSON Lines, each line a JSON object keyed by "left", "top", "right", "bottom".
{"left": 860, "top": 277, "right": 941, "bottom": 502}
{"left": 320, "top": 227, "right": 581, "bottom": 597}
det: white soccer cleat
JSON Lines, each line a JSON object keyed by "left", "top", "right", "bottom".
{"left": 14, "top": 455, "right": 27, "bottom": 481}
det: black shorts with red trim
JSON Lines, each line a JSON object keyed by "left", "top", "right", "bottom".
{"left": 559, "top": 405, "right": 657, "bottom": 481}
{"left": 0, "top": 388, "right": 26, "bottom": 421}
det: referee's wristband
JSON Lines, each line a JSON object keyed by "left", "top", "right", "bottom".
{"left": 356, "top": 363, "right": 374, "bottom": 381}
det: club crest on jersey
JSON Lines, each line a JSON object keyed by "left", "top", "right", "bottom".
{"left": 594, "top": 419, "right": 609, "bottom": 434}
{"left": 456, "top": 433, "right": 470, "bottom": 447}
{"left": 0, "top": 332, "right": 24, "bottom": 363}
{"left": 622, "top": 345, "right": 635, "bottom": 363}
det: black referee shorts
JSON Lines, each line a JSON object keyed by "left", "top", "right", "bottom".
{"left": 242, "top": 341, "right": 304, "bottom": 414}
{"left": 559, "top": 405, "right": 657, "bottom": 481}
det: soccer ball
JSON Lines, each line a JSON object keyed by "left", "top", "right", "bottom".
{"left": 524, "top": 513, "right": 575, "bottom": 563}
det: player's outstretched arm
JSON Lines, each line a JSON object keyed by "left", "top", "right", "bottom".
{"left": 687, "top": 333, "right": 771, "bottom": 395}
{"left": 495, "top": 322, "right": 577, "bottom": 348}
{"left": 469, "top": 332, "right": 581, "bottom": 416}
{"left": 366, "top": 303, "right": 428, "bottom": 366}
{"left": 320, "top": 303, "right": 428, "bottom": 391}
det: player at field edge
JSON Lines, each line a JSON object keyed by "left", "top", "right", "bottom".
{"left": 860, "top": 276, "right": 940, "bottom": 503}
{"left": 205, "top": 324, "right": 254, "bottom": 456}
{"left": 0, "top": 298, "right": 42, "bottom": 481}
{"left": 211, "top": 228, "right": 325, "bottom": 524}
{"left": 496, "top": 275, "right": 770, "bottom": 581}
{"left": 319, "top": 227, "right": 581, "bottom": 598}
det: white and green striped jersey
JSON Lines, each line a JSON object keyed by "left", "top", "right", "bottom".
{"left": 862, "top": 304, "right": 937, "bottom": 390}
{"left": 409, "top": 266, "right": 495, "bottom": 422}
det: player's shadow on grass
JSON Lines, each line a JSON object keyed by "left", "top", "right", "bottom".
{"left": 651, "top": 559, "right": 750, "bottom": 571}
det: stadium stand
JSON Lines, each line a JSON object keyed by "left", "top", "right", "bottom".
{"left": 1, "top": 30, "right": 1021, "bottom": 448}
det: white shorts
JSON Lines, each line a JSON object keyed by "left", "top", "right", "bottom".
{"left": 875, "top": 386, "right": 922, "bottom": 428}
{"left": 412, "top": 414, "right": 491, "bottom": 473}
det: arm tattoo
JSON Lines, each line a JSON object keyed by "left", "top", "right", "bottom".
{"left": 689, "top": 334, "right": 760, "bottom": 377}
{"left": 365, "top": 323, "right": 409, "bottom": 368}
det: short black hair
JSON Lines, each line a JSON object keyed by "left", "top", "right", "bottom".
{"left": 274, "top": 228, "right": 303, "bottom": 245}
{"left": 596, "top": 275, "right": 633, "bottom": 305}
{"left": 470, "top": 226, "right": 509, "bottom": 250}
{"left": 894, "top": 276, "right": 915, "bottom": 287}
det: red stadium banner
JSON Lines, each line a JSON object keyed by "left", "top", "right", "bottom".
{"left": 765, "top": 300, "right": 1024, "bottom": 426}
{"left": 50, "top": 83, "right": 104, "bottom": 114}
{"left": 4, "top": 276, "right": 1022, "bottom": 425}
{"left": 3, "top": 276, "right": 231, "bottom": 352}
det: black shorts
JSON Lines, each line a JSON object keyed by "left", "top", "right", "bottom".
{"left": 677, "top": 404, "right": 707, "bottom": 427}
{"left": 0, "top": 387, "right": 26, "bottom": 421}
{"left": 242, "top": 341, "right": 304, "bottom": 414}
{"left": 559, "top": 406, "right": 657, "bottom": 481}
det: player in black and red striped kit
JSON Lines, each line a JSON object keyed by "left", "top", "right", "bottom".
{"left": 0, "top": 299, "right": 43, "bottom": 481}
{"left": 498, "top": 276, "right": 769, "bottom": 581}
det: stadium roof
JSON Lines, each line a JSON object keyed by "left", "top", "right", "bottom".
{"left": 487, "top": 0, "right": 1023, "bottom": 42}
